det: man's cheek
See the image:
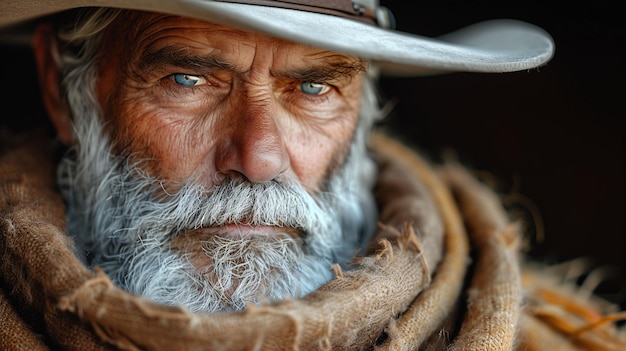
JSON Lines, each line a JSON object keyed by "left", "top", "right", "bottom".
{"left": 113, "top": 113, "right": 200, "bottom": 179}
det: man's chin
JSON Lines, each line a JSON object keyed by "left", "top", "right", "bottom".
{"left": 141, "top": 228, "right": 304, "bottom": 311}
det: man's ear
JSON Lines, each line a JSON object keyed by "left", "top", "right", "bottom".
{"left": 32, "top": 23, "right": 74, "bottom": 145}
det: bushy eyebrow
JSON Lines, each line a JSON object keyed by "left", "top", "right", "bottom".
{"left": 137, "top": 45, "right": 239, "bottom": 73}
{"left": 137, "top": 45, "right": 365, "bottom": 81}
{"left": 277, "top": 59, "right": 366, "bottom": 82}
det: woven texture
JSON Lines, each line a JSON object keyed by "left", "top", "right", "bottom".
{"left": 1, "top": 129, "right": 624, "bottom": 350}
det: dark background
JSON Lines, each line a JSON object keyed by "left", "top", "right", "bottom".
{"left": 378, "top": 0, "right": 625, "bottom": 306}
{"left": 1, "top": 1, "right": 624, "bottom": 305}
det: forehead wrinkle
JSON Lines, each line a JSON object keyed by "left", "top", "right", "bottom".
{"left": 127, "top": 14, "right": 195, "bottom": 53}
{"left": 128, "top": 15, "right": 252, "bottom": 70}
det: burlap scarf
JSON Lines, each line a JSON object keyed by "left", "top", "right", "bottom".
{"left": 1, "top": 128, "right": 624, "bottom": 350}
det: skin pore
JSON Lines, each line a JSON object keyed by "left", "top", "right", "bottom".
{"left": 34, "top": 10, "right": 379, "bottom": 312}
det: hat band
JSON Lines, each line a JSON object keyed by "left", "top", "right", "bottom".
{"left": 212, "top": 0, "right": 380, "bottom": 26}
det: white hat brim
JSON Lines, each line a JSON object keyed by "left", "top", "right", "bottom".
{"left": 0, "top": 0, "right": 555, "bottom": 76}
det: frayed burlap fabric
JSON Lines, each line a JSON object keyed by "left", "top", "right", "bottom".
{"left": 1, "top": 128, "right": 625, "bottom": 350}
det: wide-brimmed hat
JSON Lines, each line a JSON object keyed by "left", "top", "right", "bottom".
{"left": 0, "top": 0, "right": 554, "bottom": 76}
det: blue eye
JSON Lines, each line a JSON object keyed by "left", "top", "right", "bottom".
{"left": 171, "top": 73, "right": 206, "bottom": 86}
{"left": 300, "top": 82, "right": 330, "bottom": 95}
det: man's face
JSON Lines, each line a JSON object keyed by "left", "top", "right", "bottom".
{"left": 52, "top": 11, "right": 376, "bottom": 313}
{"left": 96, "top": 14, "right": 365, "bottom": 197}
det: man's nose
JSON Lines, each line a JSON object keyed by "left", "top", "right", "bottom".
{"left": 214, "top": 93, "right": 290, "bottom": 183}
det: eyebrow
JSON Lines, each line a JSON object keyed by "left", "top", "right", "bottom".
{"left": 137, "top": 45, "right": 366, "bottom": 81}
{"left": 278, "top": 59, "right": 366, "bottom": 82}
{"left": 138, "top": 46, "right": 239, "bottom": 73}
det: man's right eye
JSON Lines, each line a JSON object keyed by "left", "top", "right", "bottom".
{"left": 300, "top": 81, "right": 331, "bottom": 95}
{"left": 170, "top": 73, "right": 207, "bottom": 86}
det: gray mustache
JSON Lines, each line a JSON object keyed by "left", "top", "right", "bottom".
{"left": 167, "top": 177, "right": 330, "bottom": 234}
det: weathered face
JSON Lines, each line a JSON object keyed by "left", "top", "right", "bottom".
{"left": 96, "top": 14, "right": 365, "bottom": 195}
{"left": 40, "top": 11, "right": 375, "bottom": 313}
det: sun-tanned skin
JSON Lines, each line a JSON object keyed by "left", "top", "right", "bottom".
{"left": 93, "top": 14, "right": 365, "bottom": 192}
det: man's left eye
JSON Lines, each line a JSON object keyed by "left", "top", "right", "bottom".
{"left": 171, "top": 73, "right": 207, "bottom": 87}
{"left": 300, "top": 82, "right": 330, "bottom": 95}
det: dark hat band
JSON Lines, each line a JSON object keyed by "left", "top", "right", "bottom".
{"left": 213, "top": 0, "right": 385, "bottom": 27}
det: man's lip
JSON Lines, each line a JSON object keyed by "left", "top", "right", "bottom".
{"left": 218, "top": 224, "right": 284, "bottom": 238}
{"left": 170, "top": 225, "right": 302, "bottom": 249}
{"left": 169, "top": 224, "right": 302, "bottom": 258}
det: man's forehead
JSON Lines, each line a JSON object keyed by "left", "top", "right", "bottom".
{"left": 113, "top": 11, "right": 365, "bottom": 70}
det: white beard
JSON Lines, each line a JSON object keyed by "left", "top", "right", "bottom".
{"left": 120, "top": 231, "right": 333, "bottom": 312}
{"left": 57, "top": 94, "right": 378, "bottom": 314}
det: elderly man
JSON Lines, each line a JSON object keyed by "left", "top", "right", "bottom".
{"left": 2, "top": 1, "right": 624, "bottom": 350}
{"left": 34, "top": 7, "right": 382, "bottom": 313}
